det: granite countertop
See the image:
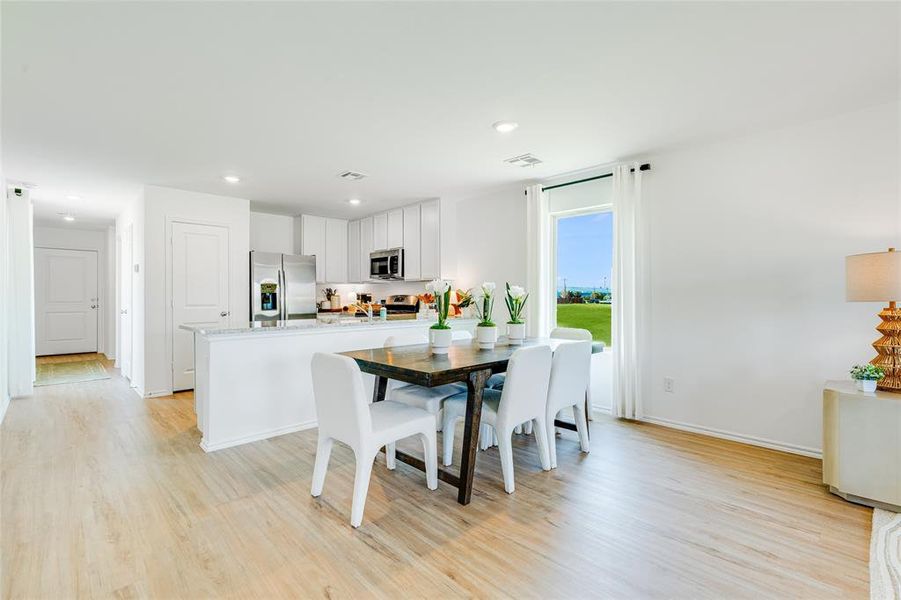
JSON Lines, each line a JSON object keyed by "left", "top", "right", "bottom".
{"left": 181, "top": 318, "right": 478, "bottom": 338}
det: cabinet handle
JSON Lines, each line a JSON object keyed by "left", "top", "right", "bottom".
{"left": 220, "top": 311, "right": 229, "bottom": 317}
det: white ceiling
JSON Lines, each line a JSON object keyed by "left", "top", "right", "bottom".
{"left": 3, "top": 2, "right": 897, "bottom": 224}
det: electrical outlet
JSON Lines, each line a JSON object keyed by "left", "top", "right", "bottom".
{"left": 664, "top": 377, "right": 675, "bottom": 393}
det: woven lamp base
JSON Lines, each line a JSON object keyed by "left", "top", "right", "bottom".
{"left": 872, "top": 304, "right": 901, "bottom": 392}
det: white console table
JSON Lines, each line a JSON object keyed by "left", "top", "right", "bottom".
{"left": 823, "top": 380, "right": 901, "bottom": 511}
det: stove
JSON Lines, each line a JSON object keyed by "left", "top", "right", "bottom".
{"left": 383, "top": 294, "right": 420, "bottom": 314}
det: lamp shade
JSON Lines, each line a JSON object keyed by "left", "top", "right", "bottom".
{"left": 845, "top": 249, "right": 901, "bottom": 302}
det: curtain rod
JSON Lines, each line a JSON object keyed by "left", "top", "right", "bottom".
{"left": 540, "top": 163, "right": 651, "bottom": 192}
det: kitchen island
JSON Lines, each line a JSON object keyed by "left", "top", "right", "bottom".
{"left": 185, "top": 318, "right": 478, "bottom": 452}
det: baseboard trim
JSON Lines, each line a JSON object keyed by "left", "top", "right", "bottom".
{"left": 0, "top": 394, "right": 9, "bottom": 424}
{"left": 201, "top": 420, "right": 318, "bottom": 453}
{"left": 144, "top": 389, "right": 172, "bottom": 398}
{"left": 640, "top": 415, "right": 822, "bottom": 459}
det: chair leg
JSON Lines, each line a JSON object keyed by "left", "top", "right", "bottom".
{"left": 546, "top": 412, "right": 558, "bottom": 469}
{"left": 442, "top": 415, "right": 458, "bottom": 466}
{"left": 533, "top": 417, "right": 552, "bottom": 471}
{"left": 436, "top": 408, "right": 443, "bottom": 432}
{"left": 350, "top": 450, "right": 376, "bottom": 528}
{"left": 419, "top": 432, "right": 438, "bottom": 490}
{"left": 480, "top": 424, "right": 492, "bottom": 451}
{"left": 496, "top": 429, "right": 515, "bottom": 494}
{"left": 311, "top": 436, "right": 333, "bottom": 497}
{"left": 514, "top": 424, "right": 523, "bottom": 435}
{"left": 572, "top": 402, "right": 590, "bottom": 453}
{"left": 523, "top": 420, "right": 533, "bottom": 435}
{"left": 386, "top": 442, "right": 396, "bottom": 470}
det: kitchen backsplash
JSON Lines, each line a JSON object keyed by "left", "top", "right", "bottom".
{"left": 316, "top": 281, "right": 427, "bottom": 306}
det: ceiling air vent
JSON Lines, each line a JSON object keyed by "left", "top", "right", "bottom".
{"left": 337, "top": 170, "right": 368, "bottom": 181}
{"left": 504, "top": 153, "right": 543, "bottom": 167}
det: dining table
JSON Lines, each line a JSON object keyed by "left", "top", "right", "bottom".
{"left": 340, "top": 336, "right": 602, "bottom": 505}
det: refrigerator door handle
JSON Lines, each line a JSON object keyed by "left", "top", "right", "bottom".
{"left": 279, "top": 262, "right": 286, "bottom": 321}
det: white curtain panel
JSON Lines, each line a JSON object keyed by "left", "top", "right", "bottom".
{"left": 525, "top": 184, "right": 552, "bottom": 337}
{"left": 6, "top": 188, "right": 35, "bottom": 398}
{"left": 612, "top": 163, "right": 644, "bottom": 419}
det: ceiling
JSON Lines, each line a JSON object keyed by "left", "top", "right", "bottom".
{"left": 3, "top": 1, "right": 897, "bottom": 224}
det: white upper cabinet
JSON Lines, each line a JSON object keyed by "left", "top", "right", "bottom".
{"left": 347, "top": 220, "right": 361, "bottom": 283}
{"left": 387, "top": 209, "right": 404, "bottom": 249}
{"left": 300, "top": 214, "right": 327, "bottom": 282}
{"left": 403, "top": 204, "right": 421, "bottom": 281}
{"left": 420, "top": 199, "right": 440, "bottom": 279}
{"left": 325, "top": 218, "right": 348, "bottom": 283}
{"left": 360, "top": 216, "right": 374, "bottom": 280}
{"left": 373, "top": 212, "right": 388, "bottom": 251}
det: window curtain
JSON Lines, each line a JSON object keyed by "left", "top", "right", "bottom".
{"left": 611, "top": 163, "right": 644, "bottom": 420}
{"left": 525, "top": 184, "right": 552, "bottom": 337}
{"left": 6, "top": 188, "right": 35, "bottom": 398}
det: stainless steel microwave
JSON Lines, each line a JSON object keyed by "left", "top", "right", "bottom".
{"left": 370, "top": 248, "right": 404, "bottom": 280}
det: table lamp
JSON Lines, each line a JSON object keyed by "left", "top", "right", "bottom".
{"left": 846, "top": 247, "right": 901, "bottom": 391}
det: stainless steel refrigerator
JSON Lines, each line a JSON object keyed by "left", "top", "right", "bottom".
{"left": 250, "top": 251, "right": 317, "bottom": 324}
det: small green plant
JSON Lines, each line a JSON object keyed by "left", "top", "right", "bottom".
{"left": 850, "top": 364, "right": 885, "bottom": 381}
{"left": 504, "top": 283, "right": 528, "bottom": 324}
{"left": 425, "top": 279, "right": 452, "bottom": 330}
{"left": 473, "top": 282, "right": 496, "bottom": 327}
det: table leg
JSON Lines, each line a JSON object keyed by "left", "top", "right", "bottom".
{"left": 372, "top": 375, "right": 387, "bottom": 403}
{"left": 457, "top": 368, "right": 490, "bottom": 505}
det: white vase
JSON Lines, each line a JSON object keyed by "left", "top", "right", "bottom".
{"left": 507, "top": 322, "right": 525, "bottom": 345}
{"left": 429, "top": 328, "right": 453, "bottom": 355}
{"left": 476, "top": 325, "right": 498, "bottom": 350}
{"left": 858, "top": 379, "right": 877, "bottom": 393}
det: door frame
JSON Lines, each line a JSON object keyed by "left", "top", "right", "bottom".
{"left": 33, "top": 246, "right": 100, "bottom": 356}
{"left": 117, "top": 224, "right": 134, "bottom": 381}
{"left": 165, "top": 216, "right": 232, "bottom": 393}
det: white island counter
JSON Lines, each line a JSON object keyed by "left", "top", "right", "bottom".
{"left": 186, "top": 318, "right": 477, "bottom": 452}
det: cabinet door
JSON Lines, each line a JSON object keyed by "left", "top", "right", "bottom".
{"left": 347, "top": 220, "right": 361, "bottom": 283}
{"left": 360, "top": 216, "right": 374, "bottom": 280}
{"left": 420, "top": 200, "right": 440, "bottom": 279}
{"left": 301, "top": 215, "right": 327, "bottom": 282}
{"left": 325, "top": 218, "right": 348, "bottom": 283}
{"left": 373, "top": 212, "right": 388, "bottom": 251}
{"left": 387, "top": 209, "right": 404, "bottom": 249}
{"left": 403, "top": 204, "right": 421, "bottom": 281}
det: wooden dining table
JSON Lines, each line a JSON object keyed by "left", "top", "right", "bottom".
{"left": 340, "top": 337, "right": 600, "bottom": 505}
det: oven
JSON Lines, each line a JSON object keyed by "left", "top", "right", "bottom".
{"left": 369, "top": 248, "right": 404, "bottom": 281}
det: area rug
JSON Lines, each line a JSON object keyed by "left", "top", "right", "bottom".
{"left": 34, "top": 360, "right": 110, "bottom": 386}
{"left": 872, "top": 508, "right": 901, "bottom": 599}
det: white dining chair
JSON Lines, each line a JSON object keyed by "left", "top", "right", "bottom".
{"left": 545, "top": 339, "right": 592, "bottom": 468}
{"left": 441, "top": 345, "right": 552, "bottom": 494}
{"left": 383, "top": 332, "right": 467, "bottom": 431}
{"left": 310, "top": 352, "right": 438, "bottom": 528}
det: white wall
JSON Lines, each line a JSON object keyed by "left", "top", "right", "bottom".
{"left": 250, "top": 211, "right": 294, "bottom": 254}
{"left": 115, "top": 193, "right": 145, "bottom": 393}
{"left": 641, "top": 102, "right": 900, "bottom": 455}
{"left": 455, "top": 184, "right": 528, "bottom": 292}
{"left": 142, "top": 185, "right": 250, "bottom": 397}
{"left": 33, "top": 225, "right": 116, "bottom": 357}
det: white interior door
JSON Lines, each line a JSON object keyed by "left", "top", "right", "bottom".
{"left": 119, "top": 226, "right": 133, "bottom": 380}
{"left": 34, "top": 247, "right": 99, "bottom": 356}
{"left": 172, "top": 222, "right": 229, "bottom": 391}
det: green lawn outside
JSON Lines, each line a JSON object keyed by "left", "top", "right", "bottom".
{"left": 555, "top": 304, "right": 611, "bottom": 346}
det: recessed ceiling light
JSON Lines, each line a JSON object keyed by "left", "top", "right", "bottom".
{"left": 348, "top": 198, "right": 361, "bottom": 205}
{"left": 492, "top": 120, "right": 519, "bottom": 133}
{"left": 66, "top": 194, "right": 81, "bottom": 201}
{"left": 62, "top": 215, "right": 75, "bottom": 222}
{"left": 223, "top": 175, "right": 241, "bottom": 184}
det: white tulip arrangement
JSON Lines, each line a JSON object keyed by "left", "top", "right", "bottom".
{"left": 473, "top": 282, "right": 496, "bottom": 328}
{"left": 425, "top": 279, "right": 452, "bottom": 330}
{"left": 504, "top": 283, "right": 528, "bottom": 324}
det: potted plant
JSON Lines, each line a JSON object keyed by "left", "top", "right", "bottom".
{"left": 504, "top": 283, "right": 529, "bottom": 345}
{"left": 850, "top": 363, "right": 884, "bottom": 392}
{"left": 426, "top": 279, "right": 453, "bottom": 354}
{"left": 474, "top": 282, "right": 498, "bottom": 350}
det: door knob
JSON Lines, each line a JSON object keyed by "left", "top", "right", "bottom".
{"left": 220, "top": 311, "right": 229, "bottom": 317}
{"left": 91, "top": 305, "right": 97, "bottom": 309}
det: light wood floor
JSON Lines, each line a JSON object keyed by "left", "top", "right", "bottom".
{"left": 2, "top": 354, "right": 871, "bottom": 598}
